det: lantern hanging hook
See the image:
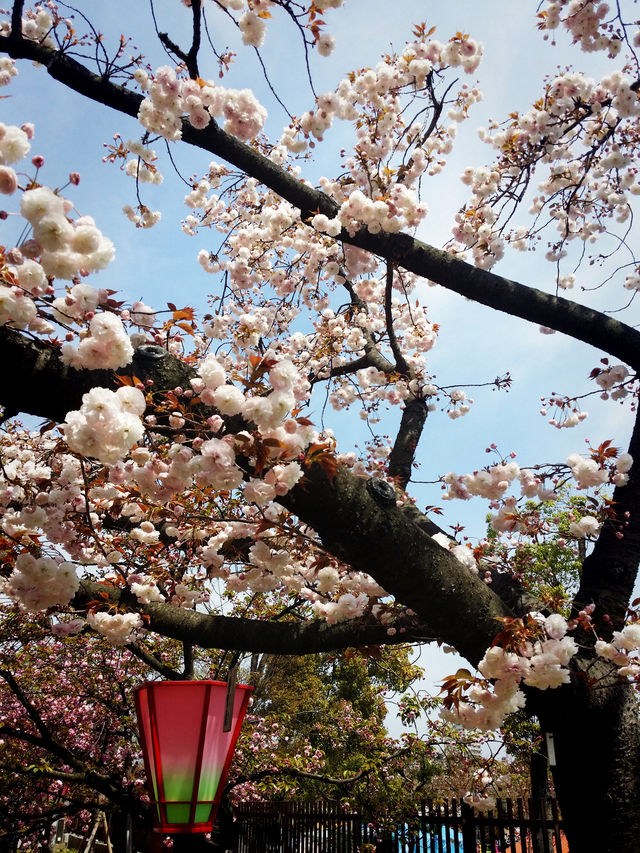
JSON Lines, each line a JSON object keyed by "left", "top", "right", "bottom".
{"left": 223, "top": 651, "right": 241, "bottom": 732}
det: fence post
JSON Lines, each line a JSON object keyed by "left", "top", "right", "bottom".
{"left": 460, "top": 801, "right": 476, "bottom": 853}
{"left": 530, "top": 796, "right": 552, "bottom": 853}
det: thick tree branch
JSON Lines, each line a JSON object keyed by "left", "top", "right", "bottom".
{"left": 0, "top": 722, "right": 126, "bottom": 805}
{"left": 387, "top": 396, "right": 428, "bottom": 490}
{"left": 183, "top": 640, "right": 195, "bottom": 679}
{"left": 384, "top": 261, "right": 409, "bottom": 375}
{"left": 0, "top": 758, "right": 117, "bottom": 788}
{"left": 0, "top": 668, "right": 64, "bottom": 748}
{"left": 10, "top": 0, "right": 24, "bottom": 38}
{"left": 280, "top": 466, "right": 514, "bottom": 664}
{"left": 574, "top": 405, "right": 640, "bottom": 634}
{"left": 74, "top": 579, "right": 438, "bottom": 654}
{"left": 0, "top": 328, "right": 196, "bottom": 421}
{"left": 188, "top": 0, "right": 202, "bottom": 79}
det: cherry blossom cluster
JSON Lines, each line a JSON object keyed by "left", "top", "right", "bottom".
{"left": 0, "top": 407, "right": 400, "bottom": 642}
{"left": 2, "top": 2, "right": 640, "bottom": 690}
{"left": 442, "top": 448, "right": 631, "bottom": 520}
{"left": 537, "top": 362, "right": 638, "bottom": 431}
{"left": 294, "top": 30, "right": 483, "bottom": 146}
{"left": 0, "top": 325, "right": 404, "bottom": 635}
{"left": 0, "top": 4, "right": 57, "bottom": 46}
{"left": 274, "top": 33, "right": 483, "bottom": 238}
{"left": 188, "top": 177, "right": 437, "bottom": 424}
{"left": 0, "top": 119, "right": 35, "bottom": 172}
{"left": 140, "top": 32, "right": 486, "bottom": 440}
{"left": 192, "top": 0, "right": 342, "bottom": 54}
{"left": 0, "top": 121, "right": 119, "bottom": 344}
{"left": 453, "top": 65, "right": 640, "bottom": 274}
{"left": 444, "top": 604, "right": 640, "bottom": 738}
{"left": 441, "top": 614, "right": 579, "bottom": 732}
{"left": 1, "top": 553, "right": 79, "bottom": 611}
{"left": 63, "top": 386, "right": 146, "bottom": 465}
{"left": 539, "top": 1, "right": 624, "bottom": 56}
{"left": 19, "top": 185, "right": 115, "bottom": 279}
{"left": 596, "top": 622, "right": 640, "bottom": 677}
{"left": 60, "top": 312, "right": 134, "bottom": 370}
{"left": 0, "top": 429, "right": 90, "bottom": 557}
{"left": 567, "top": 449, "right": 632, "bottom": 488}
{"left": 103, "top": 135, "right": 164, "bottom": 186}
{"left": 102, "top": 135, "right": 164, "bottom": 227}
{"left": 442, "top": 460, "right": 556, "bottom": 504}
{"left": 432, "top": 531, "right": 478, "bottom": 575}
{"left": 0, "top": 102, "right": 169, "bottom": 372}
{"left": 313, "top": 184, "right": 429, "bottom": 237}
{"left": 592, "top": 363, "right": 634, "bottom": 400}
{"left": 0, "top": 55, "right": 17, "bottom": 88}
{"left": 0, "top": 625, "right": 164, "bottom": 842}
{"left": 539, "top": 391, "right": 589, "bottom": 429}
{"left": 439, "top": 448, "right": 632, "bottom": 552}
{"left": 86, "top": 610, "right": 143, "bottom": 645}
{"left": 137, "top": 65, "right": 267, "bottom": 142}
{"left": 463, "top": 770, "right": 498, "bottom": 813}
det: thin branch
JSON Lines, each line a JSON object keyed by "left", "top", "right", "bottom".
{"left": 125, "top": 641, "right": 184, "bottom": 680}
{"left": 183, "top": 641, "right": 194, "bottom": 679}
{"left": 0, "top": 669, "right": 58, "bottom": 745}
{"left": 224, "top": 746, "right": 411, "bottom": 797}
{"left": 384, "top": 260, "right": 409, "bottom": 375}
{"left": 254, "top": 45, "right": 293, "bottom": 120}
{"left": 187, "top": 0, "right": 202, "bottom": 79}
{"left": 10, "top": 0, "right": 25, "bottom": 38}
{"left": 73, "top": 577, "right": 439, "bottom": 654}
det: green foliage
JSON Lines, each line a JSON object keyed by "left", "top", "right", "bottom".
{"left": 484, "top": 491, "right": 599, "bottom": 609}
{"left": 230, "top": 643, "right": 444, "bottom": 822}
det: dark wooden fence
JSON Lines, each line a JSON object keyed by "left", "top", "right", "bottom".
{"left": 232, "top": 797, "right": 566, "bottom": 853}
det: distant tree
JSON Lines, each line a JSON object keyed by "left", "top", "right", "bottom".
{"left": 0, "top": 609, "right": 151, "bottom": 850}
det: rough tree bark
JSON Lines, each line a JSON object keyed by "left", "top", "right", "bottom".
{"left": 1, "top": 14, "right": 640, "bottom": 851}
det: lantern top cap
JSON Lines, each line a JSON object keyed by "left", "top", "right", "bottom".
{"left": 134, "top": 679, "right": 254, "bottom": 692}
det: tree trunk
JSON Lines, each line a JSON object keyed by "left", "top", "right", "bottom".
{"left": 530, "top": 738, "right": 550, "bottom": 853}
{"left": 534, "top": 661, "right": 640, "bottom": 853}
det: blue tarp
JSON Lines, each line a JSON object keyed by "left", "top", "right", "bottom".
{"left": 385, "top": 824, "right": 465, "bottom": 852}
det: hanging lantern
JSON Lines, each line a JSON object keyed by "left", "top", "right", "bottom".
{"left": 134, "top": 679, "right": 253, "bottom": 834}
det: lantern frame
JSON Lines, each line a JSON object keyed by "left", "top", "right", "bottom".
{"left": 134, "top": 679, "right": 253, "bottom": 834}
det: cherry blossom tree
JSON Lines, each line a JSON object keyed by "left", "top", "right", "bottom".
{"left": 0, "top": 1, "right": 640, "bottom": 850}
{"left": 0, "top": 608, "right": 155, "bottom": 850}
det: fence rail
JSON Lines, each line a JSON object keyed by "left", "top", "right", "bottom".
{"left": 232, "top": 797, "right": 566, "bottom": 853}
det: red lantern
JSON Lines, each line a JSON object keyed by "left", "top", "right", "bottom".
{"left": 134, "top": 680, "right": 253, "bottom": 834}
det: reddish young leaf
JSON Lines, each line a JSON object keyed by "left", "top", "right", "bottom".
{"left": 172, "top": 307, "right": 195, "bottom": 322}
